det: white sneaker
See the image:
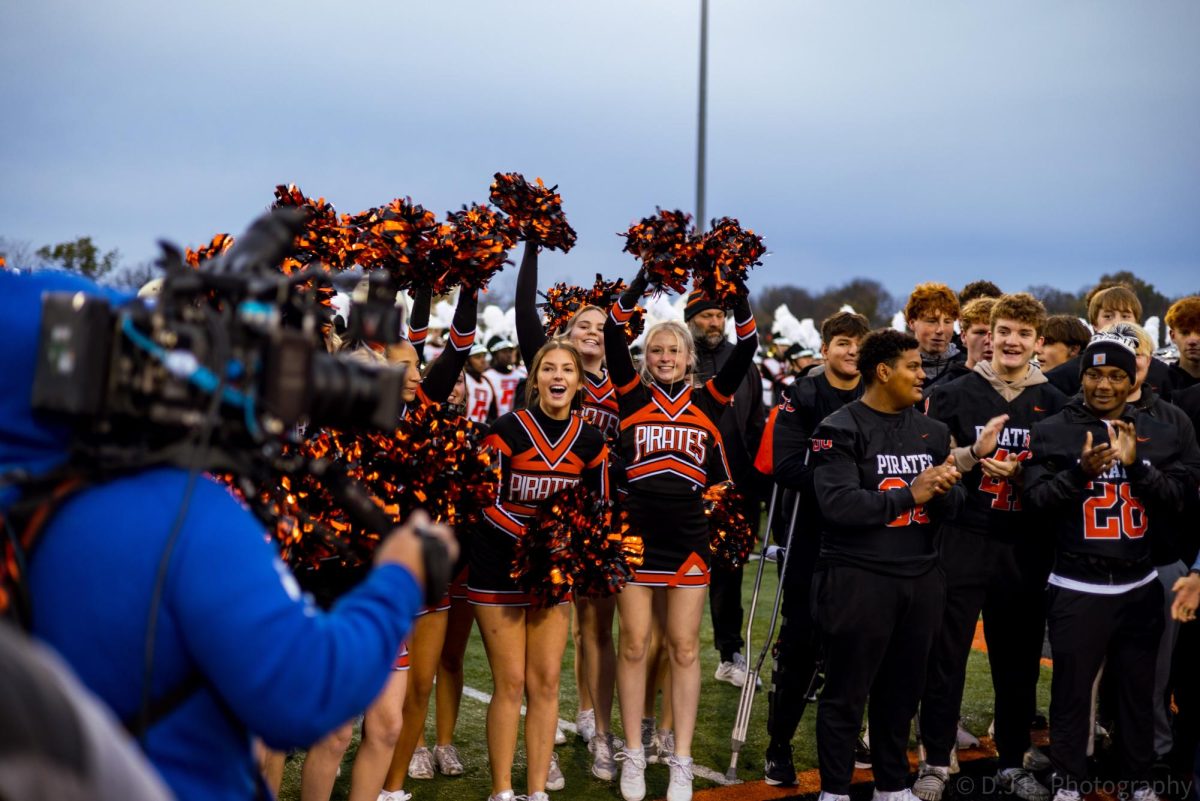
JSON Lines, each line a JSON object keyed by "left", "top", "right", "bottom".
{"left": 592, "top": 732, "right": 617, "bottom": 781}
{"left": 528, "top": 793, "right": 551, "bottom": 801}
{"left": 913, "top": 763, "right": 949, "bottom": 801}
{"left": 554, "top": 726, "right": 567, "bottom": 745}
{"left": 666, "top": 755, "right": 694, "bottom": 801}
{"left": 819, "top": 793, "right": 851, "bottom": 801}
{"left": 714, "top": 653, "right": 761, "bottom": 688}
{"left": 1023, "top": 745, "right": 1051, "bottom": 773}
{"left": 408, "top": 746, "right": 435, "bottom": 780}
{"left": 487, "top": 791, "right": 516, "bottom": 801}
{"left": 577, "top": 708, "right": 597, "bottom": 742}
{"left": 1131, "top": 786, "right": 1160, "bottom": 801}
{"left": 1051, "top": 790, "right": 1080, "bottom": 801}
{"left": 616, "top": 747, "right": 647, "bottom": 801}
{"left": 996, "top": 767, "right": 1050, "bottom": 801}
{"left": 377, "top": 791, "right": 412, "bottom": 801}
{"left": 641, "top": 718, "right": 659, "bottom": 764}
{"left": 956, "top": 720, "right": 981, "bottom": 749}
{"left": 657, "top": 729, "right": 675, "bottom": 762}
{"left": 872, "top": 790, "right": 918, "bottom": 801}
{"left": 433, "top": 743, "right": 465, "bottom": 776}
{"left": 546, "top": 751, "right": 564, "bottom": 791}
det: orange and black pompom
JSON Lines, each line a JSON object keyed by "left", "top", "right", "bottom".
{"left": 347, "top": 197, "right": 444, "bottom": 291}
{"left": 185, "top": 233, "right": 235, "bottom": 268}
{"left": 489, "top": 172, "right": 577, "bottom": 253}
{"left": 693, "top": 217, "right": 765, "bottom": 307}
{"left": 578, "top": 503, "right": 642, "bottom": 599}
{"left": 540, "top": 274, "right": 645, "bottom": 344}
{"left": 357, "top": 401, "right": 498, "bottom": 529}
{"left": 704, "top": 481, "right": 755, "bottom": 571}
{"left": 620, "top": 208, "right": 699, "bottom": 295}
{"left": 514, "top": 489, "right": 588, "bottom": 608}
{"left": 436, "top": 203, "right": 517, "bottom": 292}
{"left": 272, "top": 184, "right": 358, "bottom": 274}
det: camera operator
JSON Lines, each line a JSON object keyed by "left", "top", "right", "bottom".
{"left": 1, "top": 269, "right": 457, "bottom": 801}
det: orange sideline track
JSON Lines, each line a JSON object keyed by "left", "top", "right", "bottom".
{"left": 695, "top": 620, "right": 1061, "bottom": 801}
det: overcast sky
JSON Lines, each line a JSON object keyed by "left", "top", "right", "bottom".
{"left": 2, "top": 1, "right": 1198, "bottom": 307}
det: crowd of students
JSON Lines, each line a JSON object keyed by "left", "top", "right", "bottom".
{"left": 275, "top": 261, "right": 1200, "bottom": 801}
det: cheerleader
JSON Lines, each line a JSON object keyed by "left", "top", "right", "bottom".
{"left": 605, "top": 271, "right": 758, "bottom": 801}
{"left": 514, "top": 244, "right": 622, "bottom": 778}
{"left": 469, "top": 339, "right": 610, "bottom": 801}
{"left": 377, "top": 286, "right": 480, "bottom": 801}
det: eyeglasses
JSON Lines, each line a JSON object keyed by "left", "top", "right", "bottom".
{"left": 1082, "top": 370, "right": 1130, "bottom": 386}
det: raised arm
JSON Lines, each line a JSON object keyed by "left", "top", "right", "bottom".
{"left": 514, "top": 243, "right": 548, "bottom": 367}
{"left": 709, "top": 294, "right": 759, "bottom": 402}
{"left": 420, "top": 288, "right": 478, "bottom": 404}
{"left": 407, "top": 286, "right": 432, "bottom": 363}
{"left": 604, "top": 270, "right": 649, "bottom": 392}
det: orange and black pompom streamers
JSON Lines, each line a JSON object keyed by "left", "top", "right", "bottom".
{"left": 620, "top": 208, "right": 700, "bottom": 295}
{"left": 185, "top": 233, "right": 235, "bottom": 268}
{"left": 540, "top": 274, "right": 645, "bottom": 344}
{"left": 347, "top": 197, "right": 444, "bottom": 292}
{"left": 436, "top": 203, "right": 517, "bottom": 293}
{"left": 693, "top": 217, "right": 765, "bottom": 308}
{"left": 704, "top": 481, "right": 755, "bottom": 571}
{"left": 357, "top": 402, "right": 498, "bottom": 530}
{"left": 489, "top": 172, "right": 577, "bottom": 253}
{"left": 271, "top": 184, "right": 358, "bottom": 275}
{"left": 515, "top": 489, "right": 642, "bottom": 607}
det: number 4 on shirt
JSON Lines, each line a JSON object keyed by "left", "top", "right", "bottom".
{"left": 978, "top": 448, "right": 1032, "bottom": 511}
{"left": 878, "top": 477, "right": 930, "bottom": 527}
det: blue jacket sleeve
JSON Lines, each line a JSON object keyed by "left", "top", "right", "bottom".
{"left": 169, "top": 489, "right": 421, "bottom": 748}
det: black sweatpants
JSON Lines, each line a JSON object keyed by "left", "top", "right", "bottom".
{"left": 709, "top": 489, "right": 762, "bottom": 660}
{"left": 919, "top": 526, "right": 1049, "bottom": 769}
{"left": 1047, "top": 580, "right": 1163, "bottom": 787}
{"left": 814, "top": 563, "right": 945, "bottom": 794}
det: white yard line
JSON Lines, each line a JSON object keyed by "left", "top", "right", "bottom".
{"left": 460, "top": 684, "right": 732, "bottom": 786}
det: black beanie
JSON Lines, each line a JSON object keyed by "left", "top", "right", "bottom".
{"left": 1079, "top": 331, "right": 1138, "bottom": 382}
{"left": 684, "top": 288, "right": 722, "bottom": 321}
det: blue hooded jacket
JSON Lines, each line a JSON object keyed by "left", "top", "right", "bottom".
{"left": 1, "top": 270, "right": 421, "bottom": 800}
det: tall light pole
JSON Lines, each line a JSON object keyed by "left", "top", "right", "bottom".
{"left": 696, "top": 0, "right": 709, "bottom": 233}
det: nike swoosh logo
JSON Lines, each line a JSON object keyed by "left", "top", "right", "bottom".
{"left": 1033, "top": 406, "right": 1046, "bottom": 412}
{"left": 1137, "top": 436, "right": 1150, "bottom": 443}
{"left": 921, "top": 433, "right": 929, "bottom": 439}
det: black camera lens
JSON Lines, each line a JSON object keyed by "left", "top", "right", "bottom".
{"left": 309, "top": 354, "right": 405, "bottom": 431}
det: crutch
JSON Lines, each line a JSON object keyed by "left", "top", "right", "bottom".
{"left": 726, "top": 488, "right": 801, "bottom": 782}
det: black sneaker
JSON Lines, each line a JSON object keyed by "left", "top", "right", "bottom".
{"left": 854, "top": 734, "right": 872, "bottom": 769}
{"left": 764, "top": 744, "right": 797, "bottom": 786}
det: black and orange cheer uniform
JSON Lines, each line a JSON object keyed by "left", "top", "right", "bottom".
{"left": 468, "top": 406, "right": 609, "bottom": 607}
{"left": 603, "top": 272, "right": 758, "bottom": 588}
{"left": 808, "top": 401, "right": 964, "bottom": 796}
{"left": 403, "top": 285, "right": 479, "bottom": 616}
{"left": 514, "top": 244, "right": 621, "bottom": 439}
{"left": 918, "top": 365, "right": 1068, "bottom": 772}
{"left": 1024, "top": 400, "right": 1195, "bottom": 789}
{"left": 765, "top": 371, "right": 863, "bottom": 758}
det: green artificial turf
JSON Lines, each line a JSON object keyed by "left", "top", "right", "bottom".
{"left": 277, "top": 563, "right": 1053, "bottom": 801}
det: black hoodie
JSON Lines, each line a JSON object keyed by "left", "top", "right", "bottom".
{"left": 1023, "top": 398, "right": 1193, "bottom": 585}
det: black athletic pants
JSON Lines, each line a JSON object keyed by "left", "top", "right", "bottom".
{"left": 767, "top": 491, "right": 821, "bottom": 750}
{"left": 919, "top": 526, "right": 1049, "bottom": 769}
{"left": 709, "top": 489, "right": 761, "bottom": 661}
{"left": 1047, "top": 580, "right": 1163, "bottom": 788}
{"left": 815, "top": 563, "right": 945, "bottom": 794}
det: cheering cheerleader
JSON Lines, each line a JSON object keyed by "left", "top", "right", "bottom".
{"left": 376, "top": 286, "right": 481, "bottom": 801}
{"left": 605, "top": 270, "right": 758, "bottom": 801}
{"left": 469, "top": 339, "right": 610, "bottom": 801}
{"left": 514, "top": 244, "right": 623, "bottom": 778}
